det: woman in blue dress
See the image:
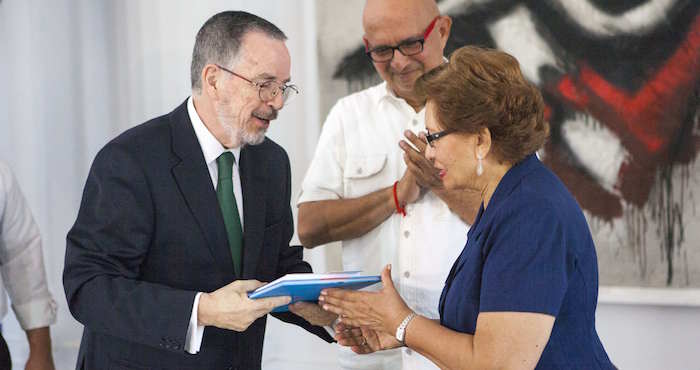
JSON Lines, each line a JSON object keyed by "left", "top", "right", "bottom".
{"left": 320, "top": 46, "right": 615, "bottom": 369}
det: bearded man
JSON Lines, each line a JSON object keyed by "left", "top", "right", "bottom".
{"left": 63, "top": 11, "right": 339, "bottom": 370}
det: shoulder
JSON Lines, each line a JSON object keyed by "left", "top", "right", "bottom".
{"left": 327, "top": 82, "right": 385, "bottom": 121}
{"left": 110, "top": 113, "right": 172, "bottom": 151}
{"left": 98, "top": 104, "right": 182, "bottom": 161}
{"left": 490, "top": 164, "right": 587, "bottom": 242}
{"left": 494, "top": 191, "right": 559, "bottom": 233}
{"left": 337, "top": 82, "right": 385, "bottom": 106}
{"left": 89, "top": 112, "right": 175, "bottom": 178}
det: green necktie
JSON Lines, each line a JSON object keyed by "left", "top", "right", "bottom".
{"left": 216, "top": 152, "right": 243, "bottom": 275}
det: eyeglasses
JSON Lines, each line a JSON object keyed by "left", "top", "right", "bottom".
{"left": 363, "top": 16, "right": 439, "bottom": 63}
{"left": 216, "top": 64, "right": 299, "bottom": 105}
{"left": 425, "top": 128, "right": 455, "bottom": 147}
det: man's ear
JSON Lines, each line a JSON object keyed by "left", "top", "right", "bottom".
{"left": 438, "top": 15, "right": 452, "bottom": 50}
{"left": 201, "top": 64, "right": 221, "bottom": 99}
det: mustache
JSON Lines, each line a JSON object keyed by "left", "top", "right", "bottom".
{"left": 389, "top": 63, "right": 420, "bottom": 75}
{"left": 253, "top": 109, "right": 278, "bottom": 121}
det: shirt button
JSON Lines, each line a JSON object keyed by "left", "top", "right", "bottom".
{"left": 406, "top": 348, "right": 413, "bottom": 355}
{"left": 403, "top": 230, "right": 410, "bottom": 238}
{"left": 356, "top": 167, "right": 363, "bottom": 175}
{"left": 404, "top": 271, "right": 410, "bottom": 278}
{"left": 412, "top": 118, "right": 419, "bottom": 126}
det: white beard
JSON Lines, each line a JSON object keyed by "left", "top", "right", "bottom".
{"left": 241, "top": 123, "right": 266, "bottom": 146}
{"left": 215, "top": 105, "right": 266, "bottom": 147}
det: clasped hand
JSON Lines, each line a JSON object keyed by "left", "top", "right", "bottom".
{"left": 395, "top": 130, "right": 443, "bottom": 207}
{"left": 399, "top": 130, "right": 443, "bottom": 189}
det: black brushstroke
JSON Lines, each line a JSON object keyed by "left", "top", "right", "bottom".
{"left": 587, "top": 0, "right": 652, "bottom": 15}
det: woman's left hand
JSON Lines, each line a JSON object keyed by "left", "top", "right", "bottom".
{"left": 335, "top": 323, "right": 402, "bottom": 354}
{"left": 320, "top": 264, "right": 412, "bottom": 336}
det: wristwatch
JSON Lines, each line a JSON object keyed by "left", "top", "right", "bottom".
{"left": 395, "top": 312, "right": 417, "bottom": 345}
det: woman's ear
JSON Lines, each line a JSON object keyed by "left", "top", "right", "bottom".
{"left": 476, "top": 127, "right": 492, "bottom": 159}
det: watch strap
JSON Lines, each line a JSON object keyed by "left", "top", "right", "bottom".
{"left": 395, "top": 312, "right": 417, "bottom": 345}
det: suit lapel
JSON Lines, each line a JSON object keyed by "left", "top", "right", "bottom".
{"left": 239, "top": 146, "right": 267, "bottom": 279}
{"left": 169, "top": 101, "right": 236, "bottom": 277}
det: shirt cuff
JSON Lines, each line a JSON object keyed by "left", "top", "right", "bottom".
{"left": 184, "top": 292, "right": 205, "bottom": 354}
{"left": 296, "top": 188, "right": 340, "bottom": 206}
{"left": 324, "top": 325, "right": 335, "bottom": 338}
{"left": 12, "top": 296, "right": 57, "bottom": 330}
{"left": 324, "top": 316, "right": 341, "bottom": 338}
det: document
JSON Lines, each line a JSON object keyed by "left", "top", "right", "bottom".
{"left": 248, "top": 271, "right": 381, "bottom": 312}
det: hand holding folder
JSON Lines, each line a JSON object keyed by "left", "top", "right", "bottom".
{"left": 249, "top": 271, "right": 380, "bottom": 312}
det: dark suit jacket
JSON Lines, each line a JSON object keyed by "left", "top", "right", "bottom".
{"left": 63, "top": 100, "right": 333, "bottom": 370}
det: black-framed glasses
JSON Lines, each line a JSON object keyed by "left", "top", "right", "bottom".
{"left": 363, "top": 16, "right": 439, "bottom": 63}
{"left": 425, "top": 128, "right": 456, "bottom": 147}
{"left": 216, "top": 64, "right": 299, "bottom": 105}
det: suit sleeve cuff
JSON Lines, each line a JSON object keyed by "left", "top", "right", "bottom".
{"left": 184, "top": 292, "right": 205, "bottom": 354}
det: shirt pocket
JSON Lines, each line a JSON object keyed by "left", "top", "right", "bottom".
{"left": 343, "top": 154, "right": 391, "bottom": 197}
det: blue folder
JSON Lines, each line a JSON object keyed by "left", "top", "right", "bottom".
{"left": 248, "top": 273, "right": 381, "bottom": 312}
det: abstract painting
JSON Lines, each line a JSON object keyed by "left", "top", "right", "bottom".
{"left": 317, "top": 0, "right": 700, "bottom": 288}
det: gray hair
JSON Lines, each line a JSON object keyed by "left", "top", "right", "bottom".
{"left": 190, "top": 11, "right": 287, "bottom": 93}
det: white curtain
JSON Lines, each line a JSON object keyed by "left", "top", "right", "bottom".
{"left": 0, "top": 1, "right": 338, "bottom": 369}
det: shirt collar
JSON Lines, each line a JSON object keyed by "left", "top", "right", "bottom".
{"left": 487, "top": 153, "right": 540, "bottom": 211}
{"left": 467, "top": 154, "right": 540, "bottom": 240}
{"left": 187, "top": 96, "right": 241, "bottom": 166}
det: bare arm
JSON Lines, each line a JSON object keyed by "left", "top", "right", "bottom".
{"left": 25, "top": 327, "right": 55, "bottom": 370}
{"left": 298, "top": 171, "right": 420, "bottom": 248}
{"left": 298, "top": 187, "right": 393, "bottom": 247}
{"left": 404, "top": 313, "right": 553, "bottom": 370}
{"left": 321, "top": 266, "right": 554, "bottom": 370}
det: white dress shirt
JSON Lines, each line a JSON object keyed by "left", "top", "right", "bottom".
{"left": 298, "top": 82, "right": 469, "bottom": 370}
{"left": 184, "top": 96, "right": 243, "bottom": 354}
{"left": 0, "top": 161, "right": 57, "bottom": 331}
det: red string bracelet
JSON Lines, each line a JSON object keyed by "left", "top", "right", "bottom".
{"left": 392, "top": 181, "right": 407, "bottom": 216}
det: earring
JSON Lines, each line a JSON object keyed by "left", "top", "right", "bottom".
{"left": 476, "top": 154, "right": 484, "bottom": 176}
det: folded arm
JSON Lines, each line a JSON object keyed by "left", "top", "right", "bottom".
{"left": 298, "top": 170, "right": 419, "bottom": 248}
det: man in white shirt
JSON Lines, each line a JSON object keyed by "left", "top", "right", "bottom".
{"left": 298, "top": 1, "right": 480, "bottom": 369}
{"left": 0, "top": 161, "right": 57, "bottom": 370}
{"left": 63, "top": 11, "right": 344, "bottom": 370}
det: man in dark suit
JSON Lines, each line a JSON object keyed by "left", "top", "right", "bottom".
{"left": 63, "top": 11, "right": 343, "bottom": 370}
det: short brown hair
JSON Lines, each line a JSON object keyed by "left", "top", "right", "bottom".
{"left": 417, "top": 46, "right": 549, "bottom": 164}
{"left": 191, "top": 11, "right": 287, "bottom": 93}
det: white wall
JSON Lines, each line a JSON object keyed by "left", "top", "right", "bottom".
{"left": 0, "top": 1, "right": 698, "bottom": 369}
{"left": 0, "top": 0, "right": 335, "bottom": 369}
{"left": 596, "top": 302, "right": 700, "bottom": 370}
